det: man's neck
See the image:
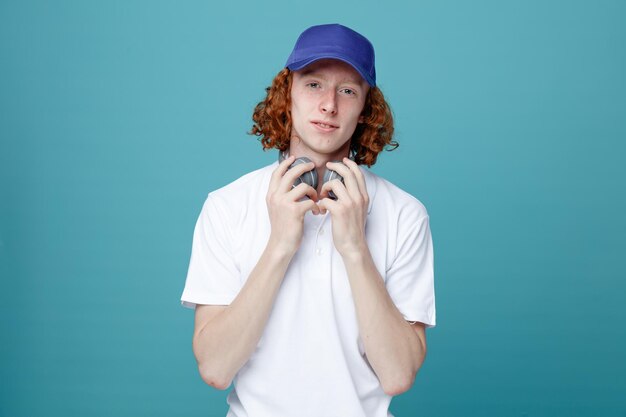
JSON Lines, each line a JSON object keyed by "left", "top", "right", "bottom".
{"left": 287, "top": 141, "right": 350, "bottom": 170}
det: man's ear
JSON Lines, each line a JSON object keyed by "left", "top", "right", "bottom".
{"left": 358, "top": 115, "right": 365, "bottom": 123}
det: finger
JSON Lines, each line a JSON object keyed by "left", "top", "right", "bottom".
{"left": 297, "top": 198, "right": 320, "bottom": 215}
{"left": 320, "top": 179, "right": 351, "bottom": 202}
{"left": 317, "top": 196, "right": 339, "bottom": 215}
{"left": 279, "top": 161, "right": 316, "bottom": 193}
{"left": 288, "top": 182, "right": 318, "bottom": 202}
{"left": 342, "top": 157, "right": 367, "bottom": 198}
{"left": 269, "top": 155, "right": 295, "bottom": 193}
{"left": 326, "top": 161, "right": 360, "bottom": 198}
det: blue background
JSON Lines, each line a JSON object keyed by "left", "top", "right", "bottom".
{"left": 1, "top": 1, "right": 625, "bottom": 416}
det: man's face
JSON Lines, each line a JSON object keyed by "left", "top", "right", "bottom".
{"left": 289, "top": 59, "right": 369, "bottom": 161}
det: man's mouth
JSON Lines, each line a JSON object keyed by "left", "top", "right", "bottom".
{"left": 312, "top": 121, "right": 339, "bottom": 129}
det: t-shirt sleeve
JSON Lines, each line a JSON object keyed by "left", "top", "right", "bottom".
{"left": 180, "top": 194, "right": 241, "bottom": 309}
{"left": 385, "top": 209, "right": 436, "bottom": 328}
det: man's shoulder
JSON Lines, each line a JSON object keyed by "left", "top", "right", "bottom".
{"left": 207, "top": 162, "right": 277, "bottom": 211}
{"left": 363, "top": 167, "right": 429, "bottom": 219}
{"left": 209, "top": 162, "right": 276, "bottom": 199}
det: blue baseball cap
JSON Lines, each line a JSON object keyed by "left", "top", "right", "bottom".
{"left": 285, "top": 24, "right": 376, "bottom": 87}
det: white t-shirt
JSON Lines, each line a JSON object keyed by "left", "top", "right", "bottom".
{"left": 181, "top": 162, "right": 436, "bottom": 417}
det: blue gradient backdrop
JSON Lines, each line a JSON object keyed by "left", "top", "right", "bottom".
{"left": 1, "top": 1, "right": 625, "bottom": 416}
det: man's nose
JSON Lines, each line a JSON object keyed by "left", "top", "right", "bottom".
{"left": 320, "top": 90, "right": 337, "bottom": 115}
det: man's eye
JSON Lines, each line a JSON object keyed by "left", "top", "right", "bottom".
{"left": 307, "top": 82, "right": 320, "bottom": 88}
{"left": 341, "top": 88, "right": 355, "bottom": 95}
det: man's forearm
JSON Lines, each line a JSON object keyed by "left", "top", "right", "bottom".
{"left": 193, "top": 241, "right": 293, "bottom": 388}
{"left": 342, "top": 245, "right": 426, "bottom": 396}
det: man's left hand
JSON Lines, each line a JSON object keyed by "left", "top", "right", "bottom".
{"left": 317, "top": 157, "right": 369, "bottom": 258}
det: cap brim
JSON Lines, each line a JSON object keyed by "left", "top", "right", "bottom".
{"left": 286, "top": 55, "right": 376, "bottom": 87}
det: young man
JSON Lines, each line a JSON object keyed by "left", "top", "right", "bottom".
{"left": 181, "top": 24, "right": 436, "bottom": 417}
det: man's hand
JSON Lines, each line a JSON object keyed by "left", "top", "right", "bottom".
{"left": 317, "top": 157, "right": 369, "bottom": 258}
{"left": 193, "top": 156, "right": 321, "bottom": 389}
{"left": 266, "top": 155, "right": 320, "bottom": 256}
{"left": 318, "top": 159, "right": 428, "bottom": 395}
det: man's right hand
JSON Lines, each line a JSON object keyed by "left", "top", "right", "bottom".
{"left": 193, "top": 156, "right": 320, "bottom": 389}
{"left": 266, "top": 155, "right": 320, "bottom": 256}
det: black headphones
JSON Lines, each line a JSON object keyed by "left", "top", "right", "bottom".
{"left": 278, "top": 149, "right": 356, "bottom": 200}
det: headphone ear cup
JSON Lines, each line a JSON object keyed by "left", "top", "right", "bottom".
{"left": 323, "top": 163, "right": 345, "bottom": 200}
{"left": 278, "top": 151, "right": 318, "bottom": 191}
{"left": 291, "top": 157, "right": 318, "bottom": 191}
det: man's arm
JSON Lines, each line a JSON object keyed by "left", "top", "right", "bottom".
{"left": 341, "top": 248, "right": 427, "bottom": 396}
{"left": 192, "top": 243, "right": 295, "bottom": 389}
{"left": 318, "top": 158, "right": 429, "bottom": 396}
{"left": 191, "top": 156, "right": 320, "bottom": 389}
